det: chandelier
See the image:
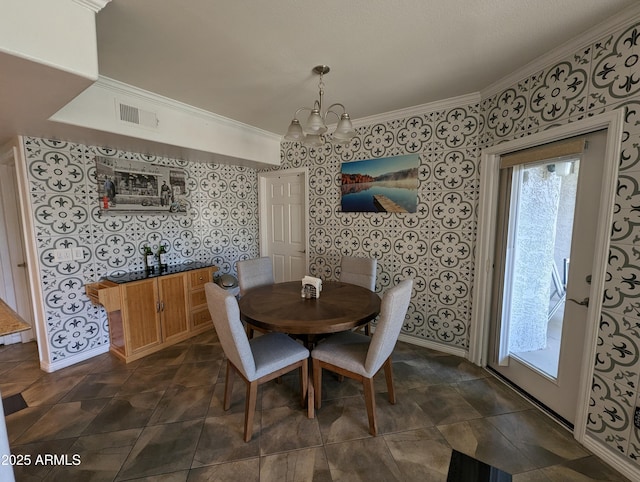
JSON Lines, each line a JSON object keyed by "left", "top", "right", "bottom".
{"left": 284, "top": 65, "right": 356, "bottom": 146}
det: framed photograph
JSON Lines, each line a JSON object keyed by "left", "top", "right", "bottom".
{"left": 96, "top": 156, "right": 187, "bottom": 215}
{"left": 341, "top": 154, "right": 419, "bottom": 213}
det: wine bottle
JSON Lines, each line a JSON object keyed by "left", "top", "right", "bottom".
{"left": 158, "top": 244, "right": 168, "bottom": 272}
{"left": 143, "top": 245, "right": 155, "bottom": 273}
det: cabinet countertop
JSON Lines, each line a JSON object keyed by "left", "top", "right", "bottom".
{"left": 102, "top": 261, "right": 218, "bottom": 284}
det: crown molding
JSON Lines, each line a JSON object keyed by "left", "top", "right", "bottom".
{"left": 72, "top": 0, "right": 112, "bottom": 13}
{"left": 95, "top": 76, "right": 281, "bottom": 142}
{"left": 350, "top": 92, "right": 481, "bottom": 128}
{"left": 481, "top": 3, "right": 640, "bottom": 100}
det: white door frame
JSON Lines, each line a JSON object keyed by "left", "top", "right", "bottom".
{"left": 469, "top": 110, "right": 624, "bottom": 444}
{"left": 0, "top": 146, "right": 34, "bottom": 343}
{"left": 258, "top": 167, "right": 309, "bottom": 271}
{"left": 0, "top": 138, "right": 48, "bottom": 365}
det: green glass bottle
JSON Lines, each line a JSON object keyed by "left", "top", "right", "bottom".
{"left": 143, "top": 245, "right": 155, "bottom": 273}
{"left": 157, "top": 244, "right": 168, "bottom": 272}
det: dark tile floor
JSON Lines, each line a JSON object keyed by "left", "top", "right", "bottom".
{"left": 0, "top": 330, "right": 630, "bottom": 481}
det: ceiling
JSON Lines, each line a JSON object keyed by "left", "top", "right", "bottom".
{"left": 0, "top": 0, "right": 637, "bottom": 155}
{"left": 94, "top": 0, "right": 637, "bottom": 136}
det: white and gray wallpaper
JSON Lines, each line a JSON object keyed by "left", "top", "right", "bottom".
{"left": 20, "top": 14, "right": 640, "bottom": 469}
{"left": 281, "top": 107, "right": 479, "bottom": 349}
{"left": 24, "top": 140, "right": 259, "bottom": 362}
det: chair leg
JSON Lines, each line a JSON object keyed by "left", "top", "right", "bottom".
{"left": 223, "top": 361, "right": 234, "bottom": 411}
{"left": 244, "top": 380, "right": 258, "bottom": 442}
{"left": 300, "top": 358, "right": 308, "bottom": 408}
{"left": 383, "top": 357, "right": 396, "bottom": 404}
{"left": 312, "top": 358, "right": 322, "bottom": 410}
{"left": 363, "top": 377, "right": 377, "bottom": 436}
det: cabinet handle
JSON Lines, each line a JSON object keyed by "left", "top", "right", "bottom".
{"left": 160, "top": 301, "right": 165, "bottom": 311}
{"left": 156, "top": 302, "right": 160, "bottom": 312}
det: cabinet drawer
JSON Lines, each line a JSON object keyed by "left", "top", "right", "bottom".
{"left": 190, "top": 268, "right": 212, "bottom": 288}
{"left": 190, "top": 289, "right": 207, "bottom": 308}
{"left": 192, "top": 306, "right": 212, "bottom": 328}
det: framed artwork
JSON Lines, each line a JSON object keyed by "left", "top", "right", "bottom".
{"left": 96, "top": 156, "right": 187, "bottom": 215}
{"left": 341, "top": 154, "right": 419, "bottom": 212}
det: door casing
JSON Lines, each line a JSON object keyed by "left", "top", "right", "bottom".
{"left": 469, "top": 110, "right": 624, "bottom": 446}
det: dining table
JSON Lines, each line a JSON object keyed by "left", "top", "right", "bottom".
{"left": 238, "top": 280, "right": 381, "bottom": 417}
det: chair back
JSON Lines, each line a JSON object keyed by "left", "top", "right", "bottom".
{"left": 236, "top": 257, "right": 275, "bottom": 296}
{"left": 340, "top": 256, "right": 377, "bottom": 291}
{"left": 205, "top": 282, "right": 256, "bottom": 379}
{"left": 365, "top": 279, "right": 413, "bottom": 374}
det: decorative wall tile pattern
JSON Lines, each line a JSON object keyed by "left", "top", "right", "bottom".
{"left": 282, "top": 103, "right": 480, "bottom": 347}
{"left": 23, "top": 138, "right": 258, "bottom": 363}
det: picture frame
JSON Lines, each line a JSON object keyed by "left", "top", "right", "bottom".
{"left": 341, "top": 154, "right": 419, "bottom": 213}
{"left": 96, "top": 156, "right": 187, "bottom": 215}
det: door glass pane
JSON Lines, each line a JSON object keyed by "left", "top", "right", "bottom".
{"left": 504, "top": 158, "right": 579, "bottom": 379}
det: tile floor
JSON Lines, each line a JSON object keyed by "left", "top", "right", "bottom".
{"left": 0, "top": 330, "right": 630, "bottom": 481}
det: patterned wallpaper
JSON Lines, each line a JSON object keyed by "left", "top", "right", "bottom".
{"left": 19, "top": 12, "right": 640, "bottom": 469}
{"left": 23, "top": 139, "right": 259, "bottom": 363}
{"left": 281, "top": 107, "right": 479, "bottom": 350}
{"left": 279, "top": 17, "right": 640, "bottom": 466}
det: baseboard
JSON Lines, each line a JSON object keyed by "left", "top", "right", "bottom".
{"left": 582, "top": 434, "right": 640, "bottom": 482}
{"left": 39, "top": 345, "right": 110, "bottom": 373}
{"left": 396, "top": 333, "right": 468, "bottom": 358}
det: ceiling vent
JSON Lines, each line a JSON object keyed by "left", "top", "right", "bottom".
{"left": 116, "top": 100, "right": 159, "bottom": 129}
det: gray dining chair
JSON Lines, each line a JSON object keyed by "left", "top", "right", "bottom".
{"left": 311, "top": 278, "right": 412, "bottom": 436}
{"left": 340, "top": 255, "right": 377, "bottom": 335}
{"left": 236, "top": 256, "right": 275, "bottom": 337}
{"left": 339, "top": 255, "right": 377, "bottom": 291}
{"left": 236, "top": 256, "right": 275, "bottom": 296}
{"left": 205, "top": 282, "right": 309, "bottom": 442}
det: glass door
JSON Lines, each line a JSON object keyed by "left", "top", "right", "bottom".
{"left": 488, "top": 130, "right": 607, "bottom": 425}
{"left": 500, "top": 159, "right": 578, "bottom": 380}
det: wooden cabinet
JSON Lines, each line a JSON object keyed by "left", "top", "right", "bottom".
{"left": 188, "top": 266, "right": 218, "bottom": 333}
{"left": 86, "top": 265, "right": 217, "bottom": 363}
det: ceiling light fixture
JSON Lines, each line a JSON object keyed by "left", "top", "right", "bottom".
{"left": 284, "top": 65, "right": 356, "bottom": 147}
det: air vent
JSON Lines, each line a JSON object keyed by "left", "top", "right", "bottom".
{"left": 117, "top": 101, "right": 159, "bottom": 129}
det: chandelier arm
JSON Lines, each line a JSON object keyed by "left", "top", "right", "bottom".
{"left": 293, "top": 107, "right": 313, "bottom": 119}
{"left": 323, "top": 103, "right": 348, "bottom": 122}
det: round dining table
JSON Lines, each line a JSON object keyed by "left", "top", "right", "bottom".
{"left": 238, "top": 280, "right": 381, "bottom": 417}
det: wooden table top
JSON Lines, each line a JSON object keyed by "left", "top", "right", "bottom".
{"left": 238, "top": 280, "right": 381, "bottom": 335}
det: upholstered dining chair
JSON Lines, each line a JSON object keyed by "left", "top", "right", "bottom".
{"left": 340, "top": 255, "right": 377, "bottom": 335}
{"left": 205, "top": 282, "right": 309, "bottom": 442}
{"left": 311, "top": 278, "right": 413, "bottom": 436}
{"left": 339, "top": 255, "right": 377, "bottom": 290}
{"left": 236, "top": 256, "right": 275, "bottom": 296}
{"left": 236, "top": 256, "right": 275, "bottom": 337}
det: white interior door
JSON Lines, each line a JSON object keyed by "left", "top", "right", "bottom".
{"left": 0, "top": 147, "right": 34, "bottom": 343}
{"left": 260, "top": 169, "right": 308, "bottom": 282}
{"left": 488, "top": 130, "right": 607, "bottom": 425}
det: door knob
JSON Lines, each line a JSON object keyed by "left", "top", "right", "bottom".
{"left": 568, "top": 297, "right": 589, "bottom": 307}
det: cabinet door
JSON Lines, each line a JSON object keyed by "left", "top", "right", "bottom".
{"left": 121, "top": 278, "right": 161, "bottom": 354}
{"left": 158, "top": 273, "right": 189, "bottom": 342}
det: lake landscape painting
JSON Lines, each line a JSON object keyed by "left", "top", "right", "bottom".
{"left": 341, "top": 154, "right": 419, "bottom": 213}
